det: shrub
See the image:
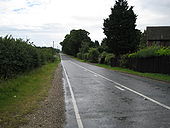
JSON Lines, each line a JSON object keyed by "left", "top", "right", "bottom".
{"left": 156, "top": 47, "right": 170, "bottom": 56}
{"left": 119, "top": 54, "right": 129, "bottom": 68}
{"left": 88, "top": 48, "right": 100, "bottom": 63}
{"left": 82, "top": 53, "right": 89, "bottom": 60}
{"left": 99, "top": 52, "right": 107, "bottom": 64}
{"left": 104, "top": 53, "right": 115, "bottom": 65}
{"left": 77, "top": 52, "right": 82, "bottom": 59}
{"left": 128, "top": 46, "right": 161, "bottom": 58}
{"left": 0, "top": 35, "right": 56, "bottom": 79}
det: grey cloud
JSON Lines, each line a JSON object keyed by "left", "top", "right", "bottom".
{"left": 0, "top": 23, "right": 67, "bottom": 33}
{"left": 140, "top": 0, "right": 170, "bottom": 14}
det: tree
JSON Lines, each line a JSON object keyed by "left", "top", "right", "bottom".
{"left": 60, "top": 29, "right": 91, "bottom": 56}
{"left": 94, "top": 40, "right": 99, "bottom": 48}
{"left": 103, "top": 0, "right": 138, "bottom": 56}
{"left": 139, "top": 30, "right": 147, "bottom": 49}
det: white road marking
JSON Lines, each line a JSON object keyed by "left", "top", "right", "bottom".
{"left": 115, "top": 86, "right": 125, "bottom": 91}
{"left": 70, "top": 61, "right": 170, "bottom": 110}
{"left": 62, "top": 61, "right": 84, "bottom": 128}
{"left": 94, "top": 75, "right": 98, "bottom": 77}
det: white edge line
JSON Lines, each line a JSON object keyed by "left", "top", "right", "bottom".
{"left": 70, "top": 61, "right": 170, "bottom": 110}
{"left": 115, "top": 86, "right": 125, "bottom": 91}
{"left": 61, "top": 61, "right": 84, "bottom": 128}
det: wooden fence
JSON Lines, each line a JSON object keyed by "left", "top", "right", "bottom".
{"left": 128, "top": 56, "right": 170, "bottom": 74}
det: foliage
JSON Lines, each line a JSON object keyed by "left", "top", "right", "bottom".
{"left": 139, "top": 30, "right": 147, "bottom": 49}
{"left": 128, "top": 46, "right": 170, "bottom": 58}
{"left": 103, "top": 0, "right": 138, "bottom": 56}
{"left": 88, "top": 48, "right": 100, "bottom": 63}
{"left": 119, "top": 54, "right": 129, "bottom": 68}
{"left": 93, "top": 40, "right": 100, "bottom": 48}
{"left": 60, "top": 29, "right": 91, "bottom": 56}
{"left": 0, "top": 60, "right": 59, "bottom": 128}
{"left": 99, "top": 51, "right": 107, "bottom": 64}
{"left": 83, "top": 53, "right": 89, "bottom": 60}
{"left": 0, "top": 35, "right": 56, "bottom": 79}
{"left": 95, "top": 63, "right": 170, "bottom": 82}
{"left": 77, "top": 52, "right": 82, "bottom": 59}
{"left": 104, "top": 53, "right": 115, "bottom": 65}
{"left": 156, "top": 47, "right": 170, "bottom": 56}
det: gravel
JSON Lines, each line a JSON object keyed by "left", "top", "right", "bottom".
{"left": 20, "top": 64, "right": 65, "bottom": 128}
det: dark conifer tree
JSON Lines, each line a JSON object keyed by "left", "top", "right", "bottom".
{"left": 103, "top": 0, "right": 138, "bottom": 56}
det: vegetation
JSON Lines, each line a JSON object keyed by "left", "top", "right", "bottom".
{"left": 103, "top": 0, "right": 139, "bottom": 56}
{"left": 60, "top": 29, "right": 92, "bottom": 56}
{"left": 95, "top": 64, "right": 170, "bottom": 83}
{"left": 128, "top": 46, "right": 170, "bottom": 58}
{"left": 0, "top": 59, "right": 60, "bottom": 128}
{"left": 139, "top": 30, "right": 147, "bottom": 49}
{"left": 104, "top": 53, "right": 115, "bottom": 65}
{"left": 0, "top": 35, "right": 56, "bottom": 79}
{"left": 88, "top": 48, "right": 100, "bottom": 63}
{"left": 60, "top": 0, "right": 169, "bottom": 76}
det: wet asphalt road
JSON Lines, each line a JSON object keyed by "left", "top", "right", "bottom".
{"left": 61, "top": 54, "right": 170, "bottom": 128}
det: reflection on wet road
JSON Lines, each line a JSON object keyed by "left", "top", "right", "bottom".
{"left": 61, "top": 54, "right": 170, "bottom": 128}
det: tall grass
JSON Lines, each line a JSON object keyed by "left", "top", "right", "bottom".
{"left": 0, "top": 60, "right": 60, "bottom": 128}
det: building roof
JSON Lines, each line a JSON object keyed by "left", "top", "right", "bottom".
{"left": 147, "top": 26, "right": 170, "bottom": 41}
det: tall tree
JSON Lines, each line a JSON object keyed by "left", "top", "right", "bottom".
{"left": 60, "top": 29, "right": 91, "bottom": 56}
{"left": 103, "top": 0, "right": 138, "bottom": 56}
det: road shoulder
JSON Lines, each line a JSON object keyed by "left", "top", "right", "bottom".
{"left": 20, "top": 64, "right": 65, "bottom": 128}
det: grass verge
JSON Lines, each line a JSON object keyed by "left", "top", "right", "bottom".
{"left": 0, "top": 60, "right": 60, "bottom": 128}
{"left": 96, "top": 64, "right": 170, "bottom": 83}
{"left": 67, "top": 55, "right": 170, "bottom": 83}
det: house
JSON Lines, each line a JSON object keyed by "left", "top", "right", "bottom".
{"left": 147, "top": 26, "right": 170, "bottom": 46}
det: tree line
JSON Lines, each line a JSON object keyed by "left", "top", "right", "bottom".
{"left": 60, "top": 0, "right": 142, "bottom": 62}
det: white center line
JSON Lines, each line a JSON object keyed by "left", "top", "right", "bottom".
{"left": 62, "top": 61, "right": 84, "bottom": 128}
{"left": 70, "top": 61, "right": 170, "bottom": 110}
{"left": 94, "top": 75, "right": 98, "bottom": 77}
{"left": 115, "top": 85, "right": 125, "bottom": 91}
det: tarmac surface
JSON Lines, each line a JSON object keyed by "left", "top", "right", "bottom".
{"left": 61, "top": 54, "right": 170, "bottom": 128}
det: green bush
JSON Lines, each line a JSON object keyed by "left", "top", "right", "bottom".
{"left": 99, "top": 52, "right": 107, "bottom": 64}
{"left": 156, "top": 47, "right": 170, "bottom": 56}
{"left": 128, "top": 46, "right": 162, "bottom": 58}
{"left": 105, "top": 53, "right": 115, "bottom": 65}
{"left": 0, "top": 35, "right": 56, "bottom": 79}
{"left": 77, "top": 52, "right": 82, "bottom": 59}
{"left": 119, "top": 54, "right": 129, "bottom": 68}
{"left": 88, "top": 48, "right": 100, "bottom": 63}
{"left": 82, "top": 53, "right": 89, "bottom": 60}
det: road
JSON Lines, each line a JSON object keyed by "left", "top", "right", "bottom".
{"left": 61, "top": 54, "right": 170, "bottom": 128}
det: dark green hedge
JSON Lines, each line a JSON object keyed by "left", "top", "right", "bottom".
{"left": 0, "top": 35, "right": 56, "bottom": 79}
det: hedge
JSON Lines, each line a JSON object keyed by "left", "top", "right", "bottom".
{"left": 0, "top": 35, "right": 56, "bottom": 79}
{"left": 128, "top": 46, "right": 170, "bottom": 58}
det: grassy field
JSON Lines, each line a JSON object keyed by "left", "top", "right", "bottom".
{"left": 96, "top": 64, "right": 170, "bottom": 83}
{"left": 0, "top": 60, "right": 60, "bottom": 128}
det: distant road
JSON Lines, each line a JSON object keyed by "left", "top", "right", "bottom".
{"left": 61, "top": 54, "right": 170, "bottom": 128}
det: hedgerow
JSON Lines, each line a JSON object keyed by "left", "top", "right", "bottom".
{"left": 128, "top": 46, "right": 170, "bottom": 58}
{"left": 0, "top": 35, "right": 56, "bottom": 79}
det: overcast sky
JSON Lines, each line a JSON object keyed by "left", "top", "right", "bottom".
{"left": 0, "top": 0, "right": 170, "bottom": 49}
